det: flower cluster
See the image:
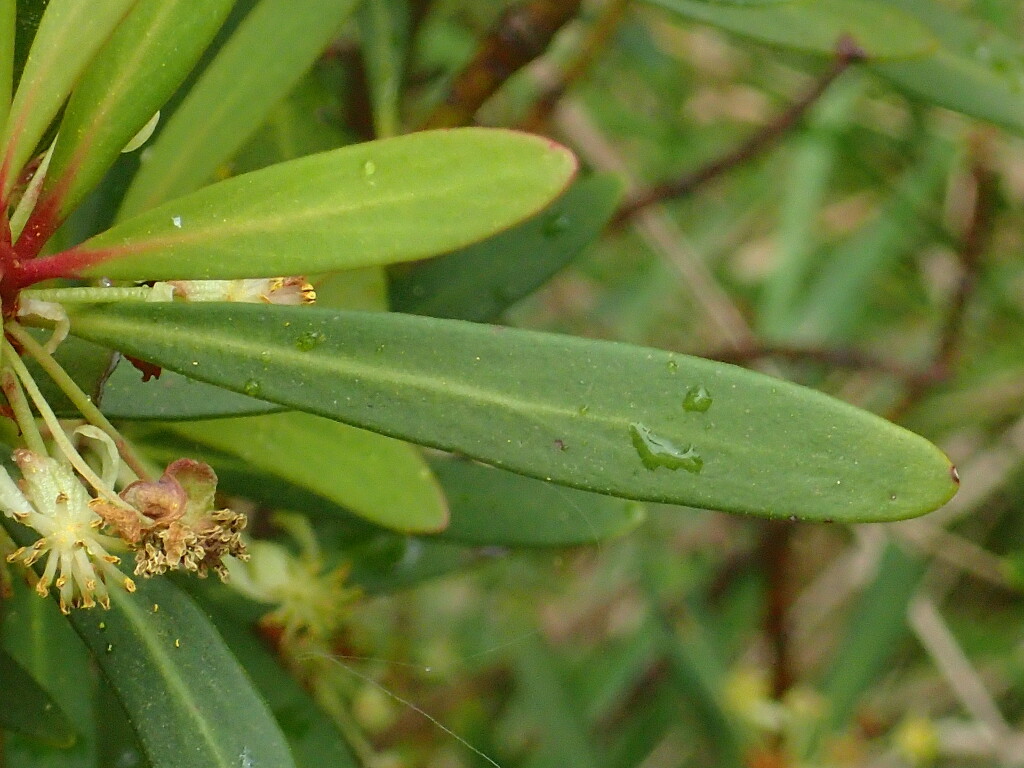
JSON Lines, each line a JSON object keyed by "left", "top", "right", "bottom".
{"left": 1, "top": 434, "right": 247, "bottom": 611}
{"left": 1, "top": 449, "right": 134, "bottom": 613}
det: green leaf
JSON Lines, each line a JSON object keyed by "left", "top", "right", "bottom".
{"left": 0, "top": 0, "right": 140, "bottom": 199}
{"left": 431, "top": 458, "right": 644, "bottom": 546}
{"left": 40, "top": 0, "right": 235, "bottom": 221}
{"left": 358, "top": 0, "right": 410, "bottom": 138}
{"left": 166, "top": 412, "right": 449, "bottom": 533}
{"left": 0, "top": 646, "right": 77, "bottom": 747}
{"left": 389, "top": 173, "right": 624, "bottom": 322}
{"left": 98, "top": 364, "right": 282, "bottom": 420}
{"left": 67, "top": 303, "right": 959, "bottom": 522}
{"left": 67, "top": 577, "right": 296, "bottom": 768}
{"left": 871, "top": 0, "right": 1024, "bottom": 134}
{"left": 34, "top": 129, "right": 577, "bottom": 282}
{"left": 1, "top": 577, "right": 97, "bottom": 768}
{"left": 0, "top": 0, "right": 13, "bottom": 132}
{"left": 116, "top": 0, "right": 360, "bottom": 218}
{"left": 644, "top": 0, "right": 937, "bottom": 59}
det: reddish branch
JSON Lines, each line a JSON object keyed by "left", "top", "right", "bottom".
{"left": 889, "top": 137, "right": 998, "bottom": 419}
{"left": 613, "top": 35, "right": 867, "bottom": 226}
{"left": 422, "top": 0, "right": 583, "bottom": 129}
{"left": 761, "top": 521, "right": 794, "bottom": 700}
{"left": 519, "top": 0, "right": 630, "bottom": 132}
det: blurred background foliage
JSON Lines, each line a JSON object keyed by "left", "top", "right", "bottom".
{"left": 10, "top": 0, "right": 1024, "bottom": 766}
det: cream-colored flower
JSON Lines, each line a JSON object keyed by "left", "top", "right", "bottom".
{"left": 1, "top": 449, "right": 134, "bottom": 613}
{"left": 160, "top": 277, "right": 315, "bottom": 305}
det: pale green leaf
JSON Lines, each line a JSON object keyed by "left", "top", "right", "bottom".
{"left": 40, "top": 0, "right": 235, "bottom": 221}
{"left": 0, "top": 0, "right": 140, "bottom": 200}
{"left": 25, "top": 129, "right": 576, "bottom": 282}
{"left": 117, "top": 0, "right": 360, "bottom": 218}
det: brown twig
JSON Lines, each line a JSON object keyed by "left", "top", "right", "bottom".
{"left": 761, "top": 521, "right": 794, "bottom": 700}
{"left": 612, "top": 35, "right": 866, "bottom": 226}
{"left": 888, "top": 135, "right": 997, "bottom": 420}
{"left": 705, "top": 342, "right": 940, "bottom": 386}
{"left": 421, "top": 0, "right": 583, "bottom": 129}
{"left": 519, "top": 0, "right": 631, "bottom": 133}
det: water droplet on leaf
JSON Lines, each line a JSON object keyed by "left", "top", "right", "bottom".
{"left": 667, "top": 359, "right": 678, "bottom": 372}
{"left": 243, "top": 379, "right": 262, "bottom": 397}
{"left": 295, "top": 330, "right": 326, "bottom": 351}
{"left": 542, "top": 212, "right": 570, "bottom": 237}
{"left": 629, "top": 423, "right": 702, "bottom": 473}
{"left": 362, "top": 159, "right": 376, "bottom": 178}
{"left": 683, "top": 384, "right": 713, "bottom": 413}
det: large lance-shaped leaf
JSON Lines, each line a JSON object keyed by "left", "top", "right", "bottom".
{"left": 19, "top": 129, "right": 577, "bottom": 283}
{"left": 167, "top": 412, "right": 449, "bottom": 533}
{"left": 0, "top": 0, "right": 140, "bottom": 198}
{"left": 116, "top": 0, "right": 360, "bottom": 218}
{"left": 643, "top": 0, "right": 937, "bottom": 59}
{"left": 67, "top": 576, "right": 296, "bottom": 768}
{"left": 37, "top": 0, "right": 236, "bottom": 223}
{"left": 67, "top": 303, "right": 959, "bottom": 522}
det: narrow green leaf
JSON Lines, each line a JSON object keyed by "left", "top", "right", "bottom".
{"left": 644, "top": 0, "right": 937, "bottom": 59}
{"left": 431, "top": 458, "right": 644, "bottom": 546}
{"left": 0, "top": 646, "right": 77, "bottom": 747}
{"left": 792, "top": 132, "right": 952, "bottom": 343}
{"left": 757, "top": 76, "right": 863, "bottom": 339}
{"left": 67, "top": 303, "right": 959, "bottom": 522}
{"left": 117, "top": 0, "right": 360, "bottom": 218}
{"left": 514, "top": 636, "right": 601, "bottom": 767}
{"left": 871, "top": 0, "right": 1024, "bottom": 134}
{"left": 167, "top": 412, "right": 450, "bottom": 533}
{"left": 389, "top": 173, "right": 624, "bottom": 322}
{"left": 0, "top": 0, "right": 14, "bottom": 132}
{"left": 67, "top": 577, "right": 296, "bottom": 768}
{"left": 41, "top": 0, "right": 235, "bottom": 221}
{"left": 0, "top": 0, "right": 140, "bottom": 198}
{"left": 816, "top": 543, "right": 924, "bottom": 737}
{"left": 35, "top": 129, "right": 577, "bottom": 282}
{"left": 358, "top": 0, "right": 410, "bottom": 138}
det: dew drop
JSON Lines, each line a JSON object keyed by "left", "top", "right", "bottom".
{"left": 243, "top": 379, "right": 262, "bottom": 397}
{"left": 259, "top": 350, "right": 271, "bottom": 363}
{"left": 578, "top": 405, "right": 590, "bottom": 416}
{"left": 682, "top": 384, "right": 713, "bottom": 413}
{"left": 362, "top": 159, "right": 376, "bottom": 178}
{"left": 295, "top": 330, "right": 326, "bottom": 351}
{"left": 171, "top": 215, "right": 182, "bottom": 229}
{"left": 628, "top": 423, "right": 702, "bottom": 473}
{"left": 542, "top": 212, "right": 570, "bottom": 237}
{"left": 667, "top": 359, "right": 679, "bottom": 373}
